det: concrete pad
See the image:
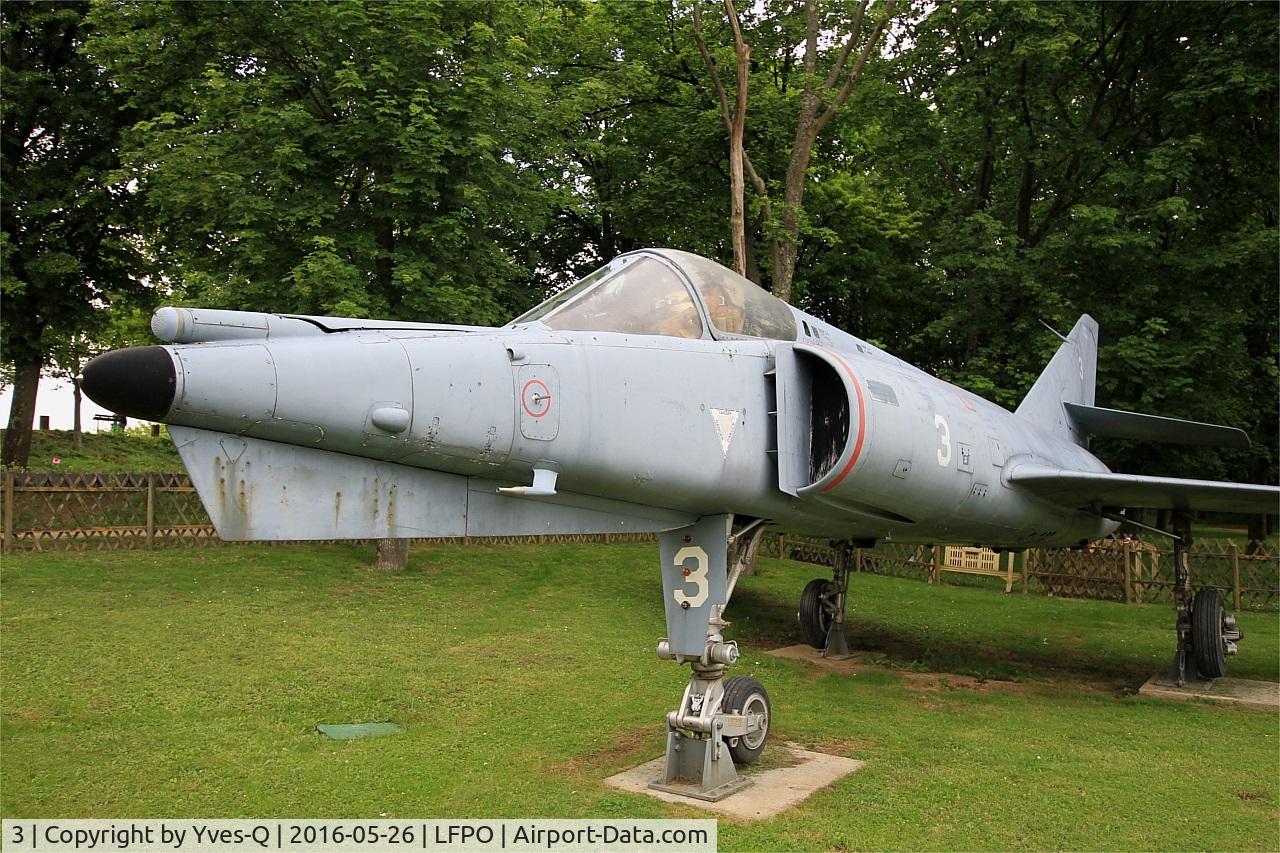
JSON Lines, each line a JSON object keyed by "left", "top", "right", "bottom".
{"left": 603, "top": 742, "right": 864, "bottom": 821}
{"left": 766, "top": 643, "right": 868, "bottom": 674}
{"left": 1139, "top": 674, "right": 1279, "bottom": 709}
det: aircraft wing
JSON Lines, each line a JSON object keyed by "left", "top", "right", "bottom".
{"left": 1007, "top": 464, "right": 1280, "bottom": 514}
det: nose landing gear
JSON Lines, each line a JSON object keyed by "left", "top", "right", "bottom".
{"left": 651, "top": 515, "right": 772, "bottom": 801}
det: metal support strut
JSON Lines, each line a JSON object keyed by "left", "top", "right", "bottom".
{"left": 651, "top": 516, "right": 770, "bottom": 801}
{"left": 1169, "top": 512, "right": 1196, "bottom": 686}
{"left": 824, "top": 541, "right": 854, "bottom": 658}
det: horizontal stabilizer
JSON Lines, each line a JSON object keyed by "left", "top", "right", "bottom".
{"left": 1064, "top": 403, "right": 1251, "bottom": 449}
{"left": 1008, "top": 463, "right": 1279, "bottom": 514}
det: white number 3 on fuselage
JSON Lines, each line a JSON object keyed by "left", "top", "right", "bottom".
{"left": 935, "top": 413, "right": 952, "bottom": 467}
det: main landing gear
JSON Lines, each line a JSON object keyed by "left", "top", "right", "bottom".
{"left": 798, "top": 540, "right": 859, "bottom": 657}
{"left": 651, "top": 515, "right": 772, "bottom": 801}
{"left": 1168, "top": 512, "right": 1242, "bottom": 685}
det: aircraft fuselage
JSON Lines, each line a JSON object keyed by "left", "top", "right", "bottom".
{"left": 95, "top": 316, "right": 1114, "bottom": 548}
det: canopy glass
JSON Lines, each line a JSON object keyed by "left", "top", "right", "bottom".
{"left": 511, "top": 250, "right": 796, "bottom": 341}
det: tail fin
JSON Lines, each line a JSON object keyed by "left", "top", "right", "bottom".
{"left": 1014, "top": 314, "right": 1098, "bottom": 446}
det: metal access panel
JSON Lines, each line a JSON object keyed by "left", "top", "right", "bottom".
{"left": 658, "top": 515, "right": 732, "bottom": 656}
{"left": 772, "top": 345, "right": 810, "bottom": 496}
{"left": 518, "top": 364, "right": 560, "bottom": 441}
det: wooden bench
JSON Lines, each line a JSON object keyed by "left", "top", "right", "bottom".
{"left": 932, "top": 545, "right": 1022, "bottom": 592}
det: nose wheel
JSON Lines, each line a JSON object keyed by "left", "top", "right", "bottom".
{"left": 721, "top": 676, "right": 771, "bottom": 764}
{"left": 651, "top": 516, "right": 772, "bottom": 801}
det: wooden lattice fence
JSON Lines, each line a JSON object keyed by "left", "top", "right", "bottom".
{"left": 2, "top": 471, "right": 219, "bottom": 550}
{"left": 0, "top": 471, "right": 667, "bottom": 553}
{"left": 2, "top": 471, "right": 1276, "bottom": 610}
{"left": 776, "top": 535, "right": 1278, "bottom": 611}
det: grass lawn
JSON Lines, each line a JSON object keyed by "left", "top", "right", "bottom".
{"left": 4, "top": 428, "right": 182, "bottom": 472}
{"left": 2, "top": 542, "right": 1277, "bottom": 850}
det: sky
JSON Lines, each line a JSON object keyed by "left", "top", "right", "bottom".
{"left": 0, "top": 376, "right": 129, "bottom": 432}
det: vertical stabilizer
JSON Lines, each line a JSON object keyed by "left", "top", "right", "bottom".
{"left": 1014, "top": 314, "right": 1098, "bottom": 446}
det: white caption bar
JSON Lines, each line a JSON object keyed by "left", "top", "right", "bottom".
{"left": 1, "top": 820, "right": 716, "bottom": 853}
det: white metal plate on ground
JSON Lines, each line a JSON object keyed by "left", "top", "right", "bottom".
{"left": 1138, "top": 674, "right": 1279, "bottom": 709}
{"left": 604, "top": 743, "right": 864, "bottom": 820}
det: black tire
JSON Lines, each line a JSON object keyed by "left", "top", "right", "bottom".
{"left": 798, "top": 578, "right": 834, "bottom": 648}
{"left": 1192, "top": 588, "right": 1228, "bottom": 679}
{"left": 722, "top": 676, "right": 771, "bottom": 765}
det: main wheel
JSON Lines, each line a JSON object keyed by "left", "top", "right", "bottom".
{"left": 721, "top": 676, "right": 771, "bottom": 765}
{"left": 798, "top": 577, "right": 835, "bottom": 648}
{"left": 1192, "top": 588, "right": 1228, "bottom": 679}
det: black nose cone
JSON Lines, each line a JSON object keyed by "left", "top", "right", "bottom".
{"left": 81, "top": 346, "right": 177, "bottom": 421}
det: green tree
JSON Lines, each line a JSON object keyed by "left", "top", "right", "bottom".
{"left": 1, "top": 1, "right": 151, "bottom": 467}
{"left": 89, "top": 0, "right": 574, "bottom": 324}
{"left": 528, "top": 0, "right": 743, "bottom": 283}
{"left": 539, "top": 0, "right": 917, "bottom": 312}
{"left": 689, "top": 0, "right": 901, "bottom": 301}
{"left": 881, "top": 1, "right": 1277, "bottom": 491}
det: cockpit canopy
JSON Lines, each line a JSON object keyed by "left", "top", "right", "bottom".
{"left": 510, "top": 249, "right": 797, "bottom": 341}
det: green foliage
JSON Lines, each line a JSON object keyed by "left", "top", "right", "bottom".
{"left": 88, "top": 0, "right": 574, "bottom": 323}
{"left": 876, "top": 1, "right": 1278, "bottom": 481}
{"left": 1, "top": 1, "right": 154, "bottom": 361}
{"left": 1, "top": 1, "right": 157, "bottom": 465}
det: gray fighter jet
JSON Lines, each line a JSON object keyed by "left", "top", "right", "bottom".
{"left": 82, "top": 249, "right": 1277, "bottom": 799}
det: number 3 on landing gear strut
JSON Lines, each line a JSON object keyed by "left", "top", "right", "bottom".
{"left": 673, "top": 546, "right": 709, "bottom": 608}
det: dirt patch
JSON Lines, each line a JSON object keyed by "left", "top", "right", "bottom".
{"left": 897, "top": 670, "right": 1032, "bottom": 696}
{"left": 10, "top": 706, "right": 52, "bottom": 725}
{"left": 553, "top": 726, "right": 655, "bottom": 775}
{"left": 767, "top": 644, "right": 1117, "bottom": 696}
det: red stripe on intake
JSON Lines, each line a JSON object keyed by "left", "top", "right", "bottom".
{"left": 818, "top": 347, "right": 867, "bottom": 492}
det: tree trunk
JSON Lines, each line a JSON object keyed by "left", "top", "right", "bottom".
{"left": 2, "top": 357, "right": 41, "bottom": 468}
{"left": 772, "top": 238, "right": 799, "bottom": 305}
{"left": 744, "top": 213, "right": 763, "bottom": 285}
{"left": 699, "top": 0, "right": 896, "bottom": 302}
{"left": 375, "top": 538, "right": 409, "bottom": 571}
{"left": 725, "top": 0, "right": 750, "bottom": 276}
{"left": 72, "top": 376, "right": 83, "bottom": 449}
{"left": 727, "top": 118, "right": 748, "bottom": 276}
{"left": 693, "top": 0, "right": 751, "bottom": 276}
{"left": 771, "top": 149, "right": 813, "bottom": 304}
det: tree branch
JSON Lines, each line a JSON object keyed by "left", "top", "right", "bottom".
{"left": 823, "top": 0, "right": 869, "bottom": 88}
{"left": 691, "top": 3, "right": 735, "bottom": 138}
{"left": 813, "top": 0, "right": 898, "bottom": 136}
